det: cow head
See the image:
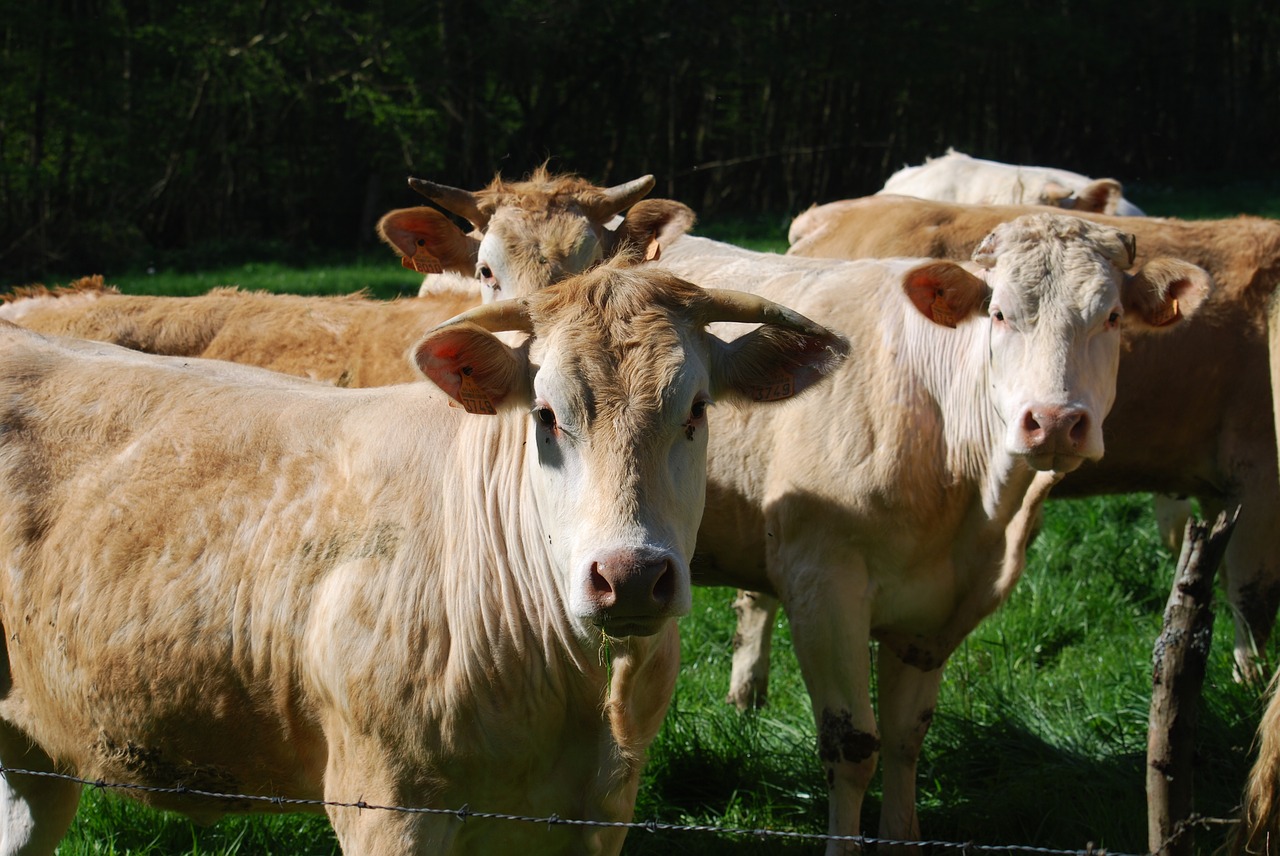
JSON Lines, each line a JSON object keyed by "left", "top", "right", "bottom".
{"left": 378, "top": 167, "right": 696, "bottom": 302}
{"left": 415, "top": 262, "right": 848, "bottom": 638}
{"left": 1039, "top": 178, "right": 1127, "bottom": 215}
{"left": 904, "top": 213, "right": 1211, "bottom": 473}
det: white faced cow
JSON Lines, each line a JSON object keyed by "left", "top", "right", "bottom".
{"left": 652, "top": 214, "right": 1209, "bottom": 851}
{"left": 0, "top": 264, "right": 846, "bottom": 855}
{"left": 871, "top": 148, "right": 1145, "bottom": 220}
{"left": 788, "top": 192, "right": 1280, "bottom": 684}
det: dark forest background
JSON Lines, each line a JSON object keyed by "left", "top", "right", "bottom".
{"left": 3, "top": 0, "right": 1278, "bottom": 283}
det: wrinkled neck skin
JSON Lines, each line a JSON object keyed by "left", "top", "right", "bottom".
{"left": 443, "top": 413, "right": 625, "bottom": 693}
{"left": 897, "top": 306, "right": 1038, "bottom": 521}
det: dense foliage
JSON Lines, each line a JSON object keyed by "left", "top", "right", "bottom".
{"left": 3, "top": 1, "right": 1279, "bottom": 281}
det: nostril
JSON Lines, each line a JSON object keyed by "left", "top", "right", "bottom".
{"left": 589, "top": 563, "right": 616, "bottom": 606}
{"left": 1067, "top": 411, "right": 1089, "bottom": 447}
{"left": 1021, "top": 409, "right": 1042, "bottom": 436}
{"left": 650, "top": 559, "right": 676, "bottom": 607}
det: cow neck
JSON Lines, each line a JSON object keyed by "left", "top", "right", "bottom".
{"left": 445, "top": 411, "right": 607, "bottom": 698}
{"left": 897, "top": 307, "right": 1035, "bottom": 521}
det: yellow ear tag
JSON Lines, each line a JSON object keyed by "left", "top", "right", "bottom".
{"left": 748, "top": 370, "right": 796, "bottom": 402}
{"left": 644, "top": 238, "right": 662, "bottom": 262}
{"left": 1150, "top": 297, "right": 1180, "bottom": 327}
{"left": 458, "top": 370, "right": 497, "bottom": 415}
{"left": 402, "top": 244, "right": 444, "bottom": 275}
{"left": 931, "top": 291, "right": 957, "bottom": 328}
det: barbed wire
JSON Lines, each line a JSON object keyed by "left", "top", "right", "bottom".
{"left": 2, "top": 763, "right": 1232, "bottom": 855}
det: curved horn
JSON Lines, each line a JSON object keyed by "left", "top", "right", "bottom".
{"left": 407, "top": 177, "right": 488, "bottom": 230}
{"left": 431, "top": 298, "right": 534, "bottom": 334}
{"left": 972, "top": 231, "right": 1000, "bottom": 269}
{"left": 702, "top": 289, "right": 831, "bottom": 338}
{"left": 585, "top": 175, "right": 656, "bottom": 222}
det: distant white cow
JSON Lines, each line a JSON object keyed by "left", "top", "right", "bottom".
{"left": 871, "top": 148, "right": 1145, "bottom": 218}
{"left": 654, "top": 215, "right": 1209, "bottom": 851}
{"left": 0, "top": 264, "right": 846, "bottom": 855}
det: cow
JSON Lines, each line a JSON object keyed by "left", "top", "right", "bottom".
{"left": 785, "top": 193, "right": 1280, "bottom": 688}
{"left": 1238, "top": 671, "right": 1280, "bottom": 854}
{"left": 0, "top": 263, "right": 848, "bottom": 856}
{"left": 869, "top": 148, "right": 1145, "bottom": 219}
{"left": 0, "top": 202, "right": 698, "bottom": 388}
{"left": 377, "top": 167, "right": 695, "bottom": 302}
{"left": 1239, "top": 296, "right": 1280, "bottom": 855}
{"left": 647, "top": 214, "right": 1210, "bottom": 851}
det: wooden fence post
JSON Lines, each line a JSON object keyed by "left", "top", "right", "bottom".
{"left": 1148, "top": 509, "right": 1238, "bottom": 856}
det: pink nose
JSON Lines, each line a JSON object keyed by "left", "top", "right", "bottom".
{"left": 585, "top": 549, "right": 678, "bottom": 618}
{"left": 1019, "top": 405, "right": 1089, "bottom": 455}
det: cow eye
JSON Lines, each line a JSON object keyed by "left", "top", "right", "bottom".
{"left": 992, "top": 309, "right": 1005, "bottom": 322}
{"left": 690, "top": 400, "right": 708, "bottom": 420}
{"left": 1107, "top": 310, "right": 1121, "bottom": 327}
{"left": 478, "top": 264, "right": 496, "bottom": 285}
{"left": 533, "top": 406, "right": 556, "bottom": 428}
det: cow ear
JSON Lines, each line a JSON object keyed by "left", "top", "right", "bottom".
{"left": 606, "top": 199, "right": 697, "bottom": 263}
{"left": 1040, "top": 181, "right": 1076, "bottom": 208}
{"left": 413, "top": 324, "right": 528, "bottom": 414}
{"left": 710, "top": 323, "right": 848, "bottom": 405}
{"left": 1122, "top": 258, "right": 1213, "bottom": 332}
{"left": 903, "top": 261, "right": 989, "bottom": 328}
{"left": 377, "top": 207, "right": 480, "bottom": 275}
{"left": 1076, "top": 178, "right": 1124, "bottom": 215}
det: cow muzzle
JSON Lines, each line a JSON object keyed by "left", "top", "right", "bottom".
{"left": 1014, "top": 404, "right": 1097, "bottom": 473}
{"left": 580, "top": 547, "right": 688, "bottom": 637}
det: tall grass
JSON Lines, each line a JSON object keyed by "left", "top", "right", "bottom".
{"left": 24, "top": 218, "right": 1272, "bottom": 854}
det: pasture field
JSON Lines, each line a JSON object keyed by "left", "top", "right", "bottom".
{"left": 26, "top": 198, "right": 1276, "bottom": 854}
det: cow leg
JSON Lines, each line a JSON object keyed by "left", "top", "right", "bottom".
{"left": 323, "top": 734, "right": 443, "bottom": 855}
{"left": 1212, "top": 492, "right": 1280, "bottom": 684}
{"left": 1152, "top": 494, "right": 1193, "bottom": 555}
{"left": 0, "top": 722, "right": 81, "bottom": 856}
{"left": 777, "top": 555, "right": 876, "bottom": 856}
{"left": 727, "top": 590, "right": 780, "bottom": 710}
{"left": 875, "top": 643, "right": 944, "bottom": 851}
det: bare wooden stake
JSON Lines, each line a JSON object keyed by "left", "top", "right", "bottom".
{"left": 1148, "top": 509, "right": 1238, "bottom": 856}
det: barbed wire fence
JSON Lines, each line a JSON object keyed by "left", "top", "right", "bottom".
{"left": 0, "top": 764, "right": 1238, "bottom": 855}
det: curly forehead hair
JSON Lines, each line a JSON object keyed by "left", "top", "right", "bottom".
{"left": 473, "top": 164, "right": 615, "bottom": 217}
{"left": 526, "top": 262, "right": 713, "bottom": 425}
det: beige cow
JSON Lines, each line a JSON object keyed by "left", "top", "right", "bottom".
{"left": 873, "top": 148, "right": 1145, "bottom": 217}
{"left": 651, "top": 215, "right": 1209, "bottom": 851}
{"left": 378, "top": 167, "right": 695, "bottom": 301}
{"left": 786, "top": 193, "right": 1279, "bottom": 685}
{"left": 0, "top": 264, "right": 847, "bottom": 856}
{"left": 0, "top": 201, "right": 696, "bottom": 387}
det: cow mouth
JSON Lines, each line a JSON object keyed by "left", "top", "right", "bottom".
{"left": 592, "top": 616, "right": 669, "bottom": 638}
{"left": 1024, "top": 451, "right": 1086, "bottom": 474}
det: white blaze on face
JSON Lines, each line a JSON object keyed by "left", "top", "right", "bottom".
{"left": 526, "top": 326, "right": 706, "bottom": 638}
{"left": 981, "top": 221, "right": 1129, "bottom": 473}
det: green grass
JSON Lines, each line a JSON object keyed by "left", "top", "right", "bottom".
{"left": 27, "top": 231, "right": 1270, "bottom": 854}
{"left": 58, "top": 494, "right": 1257, "bottom": 854}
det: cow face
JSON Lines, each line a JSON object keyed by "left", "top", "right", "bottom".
{"left": 904, "top": 214, "right": 1211, "bottom": 473}
{"left": 416, "top": 264, "right": 847, "bottom": 639}
{"left": 380, "top": 168, "right": 696, "bottom": 304}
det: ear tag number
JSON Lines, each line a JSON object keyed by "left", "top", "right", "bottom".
{"left": 402, "top": 245, "right": 443, "bottom": 275}
{"left": 458, "top": 369, "right": 496, "bottom": 415}
{"left": 749, "top": 371, "right": 796, "bottom": 402}
{"left": 1150, "top": 297, "right": 1180, "bottom": 327}
{"left": 931, "top": 291, "right": 957, "bottom": 328}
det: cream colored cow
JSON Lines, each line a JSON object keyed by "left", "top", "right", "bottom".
{"left": 0, "top": 264, "right": 846, "bottom": 856}
{"left": 787, "top": 193, "right": 1280, "bottom": 684}
{"left": 871, "top": 148, "right": 1145, "bottom": 217}
{"left": 653, "top": 215, "right": 1209, "bottom": 852}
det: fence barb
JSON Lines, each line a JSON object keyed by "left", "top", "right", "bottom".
{"left": 0, "top": 763, "right": 1224, "bottom": 856}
